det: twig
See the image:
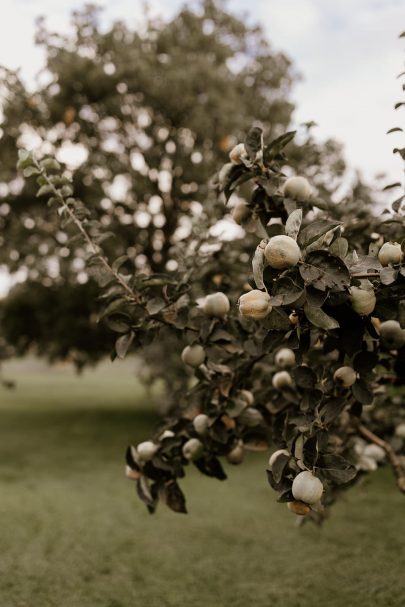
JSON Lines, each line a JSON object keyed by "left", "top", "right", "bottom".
{"left": 350, "top": 272, "right": 380, "bottom": 279}
{"left": 355, "top": 421, "right": 405, "bottom": 493}
{"left": 35, "top": 159, "right": 140, "bottom": 303}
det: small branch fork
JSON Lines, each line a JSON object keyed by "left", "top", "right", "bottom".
{"left": 355, "top": 421, "right": 405, "bottom": 493}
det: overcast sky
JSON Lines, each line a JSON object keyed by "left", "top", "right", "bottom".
{"left": 0, "top": 0, "right": 404, "bottom": 295}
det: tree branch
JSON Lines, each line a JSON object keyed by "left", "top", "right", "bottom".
{"left": 35, "top": 159, "right": 140, "bottom": 303}
{"left": 355, "top": 420, "right": 405, "bottom": 493}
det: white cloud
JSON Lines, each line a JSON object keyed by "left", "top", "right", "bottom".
{"left": 253, "top": 0, "right": 405, "bottom": 182}
{"left": 0, "top": 0, "right": 403, "bottom": 183}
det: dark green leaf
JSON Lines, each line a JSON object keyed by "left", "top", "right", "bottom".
{"left": 304, "top": 304, "right": 339, "bottom": 330}
{"left": 115, "top": 331, "right": 134, "bottom": 359}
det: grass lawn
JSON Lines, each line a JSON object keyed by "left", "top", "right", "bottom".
{"left": 1, "top": 358, "right": 405, "bottom": 607}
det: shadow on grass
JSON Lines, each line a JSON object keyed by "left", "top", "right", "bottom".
{"left": 0, "top": 407, "right": 159, "bottom": 480}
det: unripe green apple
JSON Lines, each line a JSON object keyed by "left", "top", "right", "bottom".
{"left": 283, "top": 176, "right": 311, "bottom": 201}
{"left": 229, "top": 143, "right": 247, "bottom": 165}
{"left": 378, "top": 242, "right": 404, "bottom": 266}
{"left": 379, "top": 320, "right": 405, "bottom": 349}
{"left": 264, "top": 235, "right": 301, "bottom": 269}
{"left": 272, "top": 371, "right": 293, "bottom": 390}
{"left": 395, "top": 423, "right": 405, "bottom": 438}
{"left": 203, "top": 292, "right": 230, "bottom": 318}
{"left": 275, "top": 348, "right": 296, "bottom": 369}
{"left": 239, "top": 407, "right": 263, "bottom": 426}
{"left": 181, "top": 344, "right": 206, "bottom": 367}
{"left": 292, "top": 470, "right": 324, "bottom": 504}
{"left": 287, "top": 501, "right": 311, "bottom": 515}
{"left": 226, "top": 443, "right": 245, "bottom": 465}
{"left": 363, "top": 444, "right": 385, "bottom": 462}
{"left": 268, "top": 448, "right": 290, "bottom": 469}
{"left": 137, "top": 441, "right": 158, "bottom": 462}
{"left": 238, "top": 389, "right": 254, "bottom": 407}
{"left": 193, "top": 413, "right": 209, "bottom": 435}
{"left": 357, "top": 455, "right": 378, "bottom": 472}
{"left": 333, "top": 366, "right": 357, "bottom": 388}
{"left": 350, "top": 286, "right": 376, "bottom": 316}
{"left": 239, "top": 289, "right": 272, "bottom": 320}
{"left": 182, "top": 438, "right": 204, "bottom": 461}
{"left": 231, "top": 200, "right": 251, "bottom": 224}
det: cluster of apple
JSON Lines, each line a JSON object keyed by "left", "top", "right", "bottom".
{"left": 126, "top": 137, "right": 404, "bottom": 517}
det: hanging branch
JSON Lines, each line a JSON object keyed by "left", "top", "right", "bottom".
{"left": 355, "top": 420, "right": 405, "bottom": 493}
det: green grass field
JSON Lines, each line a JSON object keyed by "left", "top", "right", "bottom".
{"left": 1, "top": 358, "right": 405, "bottom": 607}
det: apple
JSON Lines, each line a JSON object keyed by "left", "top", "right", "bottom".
{"left": 193, "top": 413, "right": 210, "bottom": 435}
{"left": 363, "top": 443, "right": 385, "bottom": 462}
{"left": 378, "top": 242, "right": 403, "bottom": 267}
{"left": 182, "top": 438, "right": 204, "bottom": 461}
{"left": 181, "top": 344, "right": 206, "bottom": 367}
{"left": 283, "top": 176, "right": 311, "bottom": 201}
{"left": 333, "top": 366, "right": 357, "bottom": 388}
{"left": 264, "top": 235, "right": 301, "bottom": 269}
{"left": 226, "top": 443, "right": 245, "bottom": 464}
{"left": 231, "top": 200, "right": 251, "bottom": 224}
{"left": 350, "top": 286, "right": 376, "bottom": 316}
{"left": 137, "top": 441, "right": 158, "bottom": 462}
{"left": 238, "top": 289, "right": 272, "bottom": 319}
{"left": 379, "top": 320, "right": 405, "bottom": 349}
{"left": 275, "top": 348, "right": 296, "bottom": 369}
{"left": 272, "top": 371, "right": 293, "bottom": 390}
{"left": 203, "top": 292, "right": 230, "bottom": 318}
{"left": 292, "top": 470, "right": 324, "bottom": 504}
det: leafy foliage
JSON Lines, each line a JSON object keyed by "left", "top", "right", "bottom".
{"left": 16, "top": 110, "right": 405, "bottom": 522}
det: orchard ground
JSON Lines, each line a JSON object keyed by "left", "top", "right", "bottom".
{"left": 1, "top": 359, "right": 405, "bottom": 607}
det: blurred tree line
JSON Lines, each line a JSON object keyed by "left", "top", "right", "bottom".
{"left": 0, "top": 0, "right": 376, "bottom": 377}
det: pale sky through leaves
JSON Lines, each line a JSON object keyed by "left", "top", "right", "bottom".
{"left": 0, "top": 0, "right": 404, "bottom": 295}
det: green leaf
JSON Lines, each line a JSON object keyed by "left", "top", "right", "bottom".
{"left": 352, "top": 380, "right": 374, "bottom": 405}
{"left": 392, "top": 195, "right": 404, "bottom": 213}
{"left": 252, "top": 240, "right": 266, "bottom": 290}
{"left": 112, "top": 255, "right": 129, "bottom": 273}
{"left": 162, "top": 481, "right": 187, "bottom": 514}
{"left": 40, "top": 158, "right": 61, "bottom": 171}
{"left": 115, "top": 331, "right": 134, "bottom": 359}
{"left": 60, "top": 185, "right": 74, "bottom": 197}
{"left": 23, "top": 166, "right": 40, "bottom": 177}
{"left": 269, "top": 275, "right": 305, "bottom": 306}
{"left": 329, "top": 237, "right": 348, "bottom": 259}
{"left": 293, "top": 365, "right": 317, "bottom": 389}
{"left": 298, "top": 220, "right": 342, "bottom": 248}
{"left": 146, "top": 298, "right": 166, "bottom": 315}
{"left": 17, "top": 149, "right": 34, "bottom": 169}
{"left": 304, "top": 304, "right": 339, "bottom": 330}
{"left": 300, "top": 251, "right": 350, "bottom": 292}
{"left": 319, "top": 397, "right": 346, "bottom": 425}
{"left": 36, "top": 184, "right": 53, "bottom": 197}
{"left": 285, "top": 208, "right": 302, "bottom": 240}
{"left": 386, "top": 128, "right": 403, "bottom": 134}
{"left": 244, "top": 126, "right": 263, "bottom": 160}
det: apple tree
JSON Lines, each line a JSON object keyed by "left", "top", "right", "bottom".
{"left": 17, "top": 102, "right": 405, "bottom": 520}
